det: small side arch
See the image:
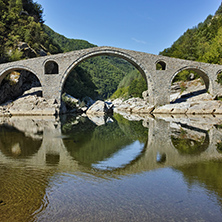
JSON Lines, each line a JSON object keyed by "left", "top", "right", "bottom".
{"left": 170, "top": 66, "right": 211, "bottom": 91}
{"left": 156, "top": 60, "right": 167, "bottom": 70}
{"left": 0, "top": 65, "right": 43, "bottom": 86}
{"left": 44, "top": 60, "right": 59, "bottom": 74}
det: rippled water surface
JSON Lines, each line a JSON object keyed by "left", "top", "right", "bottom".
{"left": 1, "top": 114, "right": 222, "bottom": 221}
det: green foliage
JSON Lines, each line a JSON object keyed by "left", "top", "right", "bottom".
{"left": 0, "top": 0, "right": 62, "bottom": 63}
{"left": 63, "top": 66, "right": 98, "bottom": 100}
{"left": 172, "top": 70, "right": 199, "bottom": 83}
{"left": 75, "top": 56, "right": 135, "bottom": 99}
{"left": 128, "top": 77, "right": 147, "bottom": 98}
{"left": 111, "top": 70, "right": 147, "bottom": 99}
{"left": 216, "top": 71, "right": 222, "bottom": 85}
{"left": 43, "top": 25, "right": 96, "bottom": 51}
{"left": 8, "top": 48, "right": 23, "bottom": 61}
{"left": 111, "top": 87, "right": 129, "bottom": 99}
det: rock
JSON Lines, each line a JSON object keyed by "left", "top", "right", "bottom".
{"left": 63, "top": 93, "right": 79, "bottom": 104}
{"left": 186, "top": 101, "right": 221, "bottom": 114}
{"left": 142, "top": 90, "right": 149, "bottom": 102}
{"left": 0, "top": 87, "right": 58, "bottom": 116}
{"left": 80, "top": 106, "right": 88, "bottom": 112}
{"left": 87, "top": 114, "right": 105, "bottom": 126}
{"left": 86, "top": 100, "right": 113, "bottom": 115}
{"left": 189, "top": 73, "right": 195, "bottom": 80}
{"left": 112, "top": 98, "right": 124, "bottom": 107}
{"left": 114, "top": 97, "right": 153, "bottom": 114}
{"left": 17, "top": 42, "right": 37, "bottom": 58}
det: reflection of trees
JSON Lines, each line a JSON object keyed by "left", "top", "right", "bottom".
{"left": 0, "top": 125, "right": 42, "bottom": 158}
{"left": 114, "top": 114, "right": 148, "bottom": 144}
{"left": 62, "top": 114, "right": 148, "bottom": 168}
{"left": 171, "top": 124, "right": 209, "bottom": 155}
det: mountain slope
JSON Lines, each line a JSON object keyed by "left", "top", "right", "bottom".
{"left": 43, "top": 25, "right": 96, "bottom": 51}
{"left": 159, "top": 4, "right": 222, "bottom": 65}
{"left": 0, "top": 0, "right": 62, "bottom": 63}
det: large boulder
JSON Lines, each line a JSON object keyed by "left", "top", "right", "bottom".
{"left": 86, "top": 100, "right": 113, "bottom": 115}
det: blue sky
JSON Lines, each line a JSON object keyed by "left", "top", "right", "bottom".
{"left": 36, "top": 0, "right": 221, "bottom": 55}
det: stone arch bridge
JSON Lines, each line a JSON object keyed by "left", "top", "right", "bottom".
{"left": 1, "top": 46, "right": 222, "bottom": 107}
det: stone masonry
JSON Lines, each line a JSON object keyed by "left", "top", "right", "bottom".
{"left": 0, "top": 46, "right": 222, "bottom": 108}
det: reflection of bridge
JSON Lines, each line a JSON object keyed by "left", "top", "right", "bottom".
{"left": 0, "top": 116, "right": 222, "bottom": 176}
{"left": 1, "top": 46, "right": 222, "bottom": 107}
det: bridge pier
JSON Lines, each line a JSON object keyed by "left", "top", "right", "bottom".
{"left": 42, "top": 74, "right": 61, "bottom": 104}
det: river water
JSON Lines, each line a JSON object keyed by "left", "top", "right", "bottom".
{"left": 1, "top": 114, "right": 222, "bottom": 221}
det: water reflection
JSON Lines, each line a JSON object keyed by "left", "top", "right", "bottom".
{"left": 92, "top": 141, "right": 144, "bottom": 170}
{"left": 0, "top": 115, "right": 222, "bottom": 221}
{"left": 0, "top": 124, "right": 42, "bottom": 159}
{"left": 61, "top": 115, "right": 147, "bottom": 170}
{"left": 171, "top": 123, "right": 209, "bottom": 155}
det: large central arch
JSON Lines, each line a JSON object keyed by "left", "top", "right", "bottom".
{"left": 59, "top": 48, "right": 153, "bottom": 103}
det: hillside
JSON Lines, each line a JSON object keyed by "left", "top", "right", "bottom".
{"left": 0, "top": 0, "right": 62, "bottom": 63}
{"left": 160, "top": 4, "right": 222, "bottom": 64}
{"left": 43, "top": 25, "right": 97, "bottom": 51}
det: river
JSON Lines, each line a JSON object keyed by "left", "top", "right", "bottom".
{"left": 0, "top": 114, "right": 222, "bottom": 221}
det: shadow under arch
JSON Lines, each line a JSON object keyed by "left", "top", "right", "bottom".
{"left": 44, "top": 60, "right": 59, "bottom": 74}
{"left": 0, "top": 65, "right": 43, "bottom": 104}
{"left": 0, "top": 65, "right": 43, "bottom": 86}
{"left": 156, "top": 60, "right": 167, "bottom": 70}
{"left": 0, "top": 124, "right": 43, "bottom": 159}
{"left": 170, "top": 66, "right": 210, "bottom": 92}
{"left": 170, "top": 122, "right": 210, "bottom": 156}
{"left": 59, "top": 48, "right": 154, "bottom": 103}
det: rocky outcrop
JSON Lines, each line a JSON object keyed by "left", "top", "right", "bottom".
{"left": 17, "top": 42, "right": 48, "bottom": 58}
{"left": 113, "top": 97, "right": 154, "bottom": 114}
{"left": 0, "top": 88, "right": 59, "bottom": 116}
{"left": 153, "top": 100, "right": 222, "bottom": 115}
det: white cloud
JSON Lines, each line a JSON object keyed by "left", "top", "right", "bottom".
{"left": 131, "top": 38, "right": 147, "bottom": 44}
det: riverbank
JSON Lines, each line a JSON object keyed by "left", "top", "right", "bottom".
{"left": 0, "top": 79, "right": 221, "bottom": 116}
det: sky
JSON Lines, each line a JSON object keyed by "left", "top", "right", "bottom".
{"left": 36, "top": 0, "right": 221, "bottom": 55}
